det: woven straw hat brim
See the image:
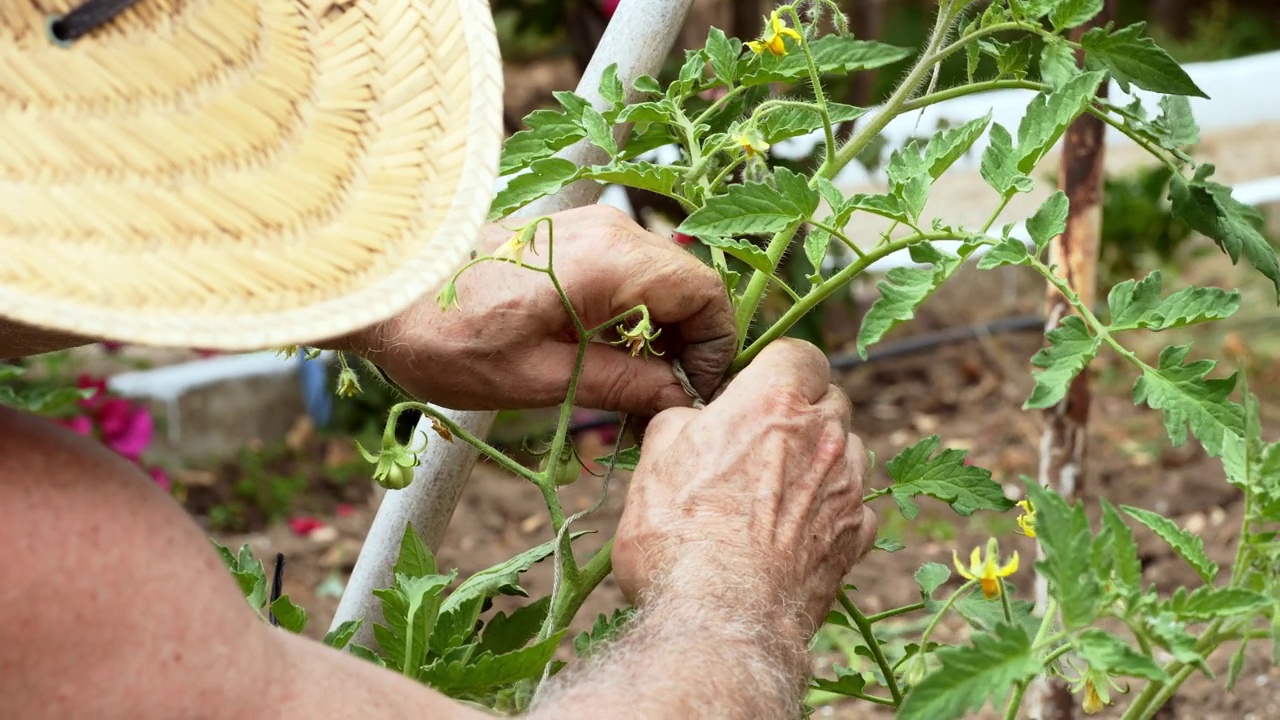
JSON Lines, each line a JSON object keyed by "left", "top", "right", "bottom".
{"left": 0, "top": 0, "right": 503, "bottom": 350}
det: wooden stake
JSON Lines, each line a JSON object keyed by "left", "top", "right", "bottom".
{"left": 1029, "top": 3, "right": 1112, "bottom": 718}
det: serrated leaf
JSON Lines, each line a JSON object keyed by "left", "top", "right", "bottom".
{"left": 1040, "top": 40, "right": 1078, "bottom": 90}
{"left": 994, "top": 37, "right": 1034, "bottom": 80}
{"left": 1107, "top": 270, "right": 1239, "bottom": 331}
{"left": 574, "top": 608, "right": 633, "bottom": 659}
{"left": 981, "top": 123, "right": 1033, "bottom": 196}
{"left": 599, "top": 63, "right": 624, "bottom": 107}
{"left": 1016, "top": 71, "right": 1106, "bottom": 172}
{"left": 269, "top": 595, "right": 308, "bottom": 634}
{"left": 324, "top": 619, "right": 363, "bottom": 650}
{"left": 374, "top": 572, "right": 453, "bottom": 673}
{"left": 702, "top": 236, "right": 772, "bottom": 274}
{"left": 584, "top": 162, "right": 683, "bottom": 200}
{"left": 1027, "top": 191, "right": 1069, "bottom": 249}
{"left": 499, "top": 110, "right": 584, "bottom": 176}
{"left": 348, "top": 643, "right": 387, "bottom": 667}
{"left": 1167, "top": 587, "right": 1270, "bottom": 620}
{"left": 757, "top": 103, "right": 865, "bottom": 144}
{"left": 432, "top": 592, "right": 485, "bottom": 654}
{"left": 955, "top": 592, "right": 1039, "bottom": 637}
{"left": 1050, "top": 0, "right": 1104, "bottom": 30}
{"left": 1082, "top": 23, "right": 1207, "bottom": 97}
{"left": 977, "top": 238, "right": 1032, "bottom": 269}
{"left": 580, "top": 106, "right": 618, "bottom": 158}
{"left": 480, "top": 597, "right": 550, "bottom": 656}
{"left": 1169, "top": 165, "right": 1280, "bottom": 299}
{"left": 740, "top": 36, "right": 913, "bottom": 86}
{"left": 489, "top": 158, "right": 583, "bottom": 221}
{"left": 1024, "top": 482, "right": 1101, "bottom": 629}
{"left": 1144, "top": 613, "right": 1209, "bottom": 674}
{"left": 897, "top": 623, "right": 1040, "bottom": 720}
{"left": 1025, "top": 316, "right": 1100, "bottom": 409}
{"left": 705, "top": 27, "right": 742, "bottom": 85}
{"left": 886, "top": 436, "right": 1014, "bottom": 519}
{"left": 812, "top": 666, "right": 868, "bottom": 696}
{"left": 1131, "top": 344, "right": 1243, "bottom": 458}
{"left": 592, "top": 445, "right": 640, "bottom": 472}
{"left": 1094, "top": 498, "right": 1142, "bottom": 590}
{"left": 857, "top": 244, "right": 966, "bottom": 357}
{"left": 924, "top": 113, "right": 992, "bottom": 179}
{"left": 1153, "top": 96, "right": 1199, "bottom": 148}
{"left": 394, "top": 523, "right": 437, "bottom": 579}
{"left": 420, "top": 630, "right": 565, "bottom": 692}
{"left": 1122, "top": 505, "right": 1218, "bottom": 583}
{"left": 677, "top": 167, "right": 818, "bottom": 237}
{"left": 633, "top": 74, "right": 660, "bottom": 94}
{"left": 1075, "top": 629, "right": 1167, "bottom": 680}
{"left": 616, "top": 101, "right": 675, "bottom": 125}
{"left": 964, "top": 19, "right": 980, "bottom": 83}
{"left": 442, "top": 532, "right": 590, "bottom": 615}
{"left": 233, "top": 544, "right": 268, "bottom": 610}
{"left": 874, "top": 537, "right": 906, "bottom": 553}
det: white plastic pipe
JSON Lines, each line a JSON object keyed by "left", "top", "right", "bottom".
{"left": 331, "top": 0, "right": 696, "bottom": 642}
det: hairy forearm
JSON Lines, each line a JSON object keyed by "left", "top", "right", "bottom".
{"left": 530, "top": 576, "right": 812, "bottom": 720}
{"left": 0, "top": 318, "right": 94, "bottom": 359}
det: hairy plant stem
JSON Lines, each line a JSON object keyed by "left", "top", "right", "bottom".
{"left": 866, "top": 602, "right": 927, "bottom": 624}
{"left": 784, "top": 6, "right": 836, "bottom": 169}
{"left": 839, "top": 591, "right": 903, "bottom": 704}
{"left": 550, "top": 537, "right": 616, "bottom": 632}
{"left": 391, "top": 402, "right": 539, "bottom": 483}
{"left": 734, "top": 219, "right": 806, "bottom": 344}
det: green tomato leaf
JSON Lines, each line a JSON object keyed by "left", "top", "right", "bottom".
{"left": 1131, "top": 344, "right": 1243, "bottom": 458}
{"left": 994, "top": 37, "right": 1034, "bottom": 80}
{"left": 886, "top": 435, "right": 1014, "bottom": 519}
{"left": 616, "top": 100, "right": 677, "bottom": 124}
{"left": 977, "top": 238, "right": 1032, "bottom": 269}
{"left": 420, "top": 630, "right": 566, "bottom": 692}
{"left": 1169, "top": 165, "right": 1280, "bottom": 299}
{"left": 981, "top": 123, "right": 1034, "bottom": 196}
{"left": 1023, "top": 481, "right": 1102, "bottom": 629}
{"left": 964, "top": 19, "right": 980, "bottom": 83}
{"left": 897, "top": 622, "right": 1040, "bottom": 720}
{"left": 1144, "top": 613, "right": 1210, "bottom": 674}
{"left": 1153, "top": 95, "right": 1200, "bottom": 148}
{"left": 431, "top": 592, "right": 485, "bottom": 654}
{"left": 479, "top": 597, "right": 551, "bottom": 657}
{"left": 598, "top": 63, "right": 625, "bottom": 108}
{"left": 916, "top": 562, "right": 951, "bottom": 605}
{"left": 1026, "top": 191, "right": 1069, "bottom": 250}
{"left": 1075, "top": 629, "right": 1167, "bottom": 680}
{"left": 1016, "top": 71, "right": 1106, "bottom": 172}
{"left": 740, "top": 36, "right": 913, "bottom": 87}
{"left": 583, "top": 162, "right": 683, "bottom": 201}
{"left": 1040, "top": 40, "right": 1078, "bottom": 90}
{"left": 924, "top": 113, "right": 992, "bottom": 179}
{"left": 1093, "top": 498, "right": 1143, "bottom": 591}
{"left": 677, "top": 167, "right": 819, "bottom": 237}
{"left": 592, "top": 445, "right": 640, "bottom": 472}
{"left": 373, "top": 572, "right": 454, "bottom": 673}
{"left": 574, "top": 608, "right": 634, "bottom": 659}
{"left": 1050, "top": 0, "right": 1104, "bottom": 30}
{"left": 442, "top": 532, "right": 591, "bottom": 615}
{"left": 323, "top": 619, "right": 363, "bottom": 650}
{"left": 858, "top": 244, "right": 968, "bottom": 358}
{"left": 489, "top": 158, "right": 583, "bottom": 221}
{"left": 874, "top": 537, "right": 906, "bottom": 553}
{"left": 1082, "top": 22, "right": 1208, "bottom": 97}
{"left": 706, "top": 27, "right": 743, "bottom": 85}
{"left": 1107, "top": 270, "right": 1240, "bottom": 332}
{"left": 499, "top": 109, "right": 585, "bottom": 176}
{"left": 954, "top": 591, "right": 1039, "bottom": 637}
{"left": 812, "top": 666, "right": 868, "bottom": 696}
{"left": 701, "top": 236, "right": 773, "bottom": 274}
{"left": 1167, "top": 586, "right": 1272, "bottom": 620}
{"left": 393, "top": 522, "right": 437, "bottom": 579}
{"left": 632, "top": 74, "right": 661, "bottom": 94}
{"left": 1024, "top": 316, "right": 1100, "bottom": 409}
{"left": 1122, "top": 505, "right": 1218, "bottom": 583}
{"left": 757, "top": 102, "right": 866, "bottom": 144}
{"left": 269, "top": 595, "right": 308, "bottom": 634}
{"left": 347, "top": 643, "right": 388, "bottom": 667}
{"left": 580, "top": 105, "right": 618, "bottom": 158}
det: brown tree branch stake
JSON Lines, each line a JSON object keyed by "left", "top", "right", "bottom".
{"left": 1028, "top": 3, "right": 1112, "bottom": 718}
{"left": 329, "top": 0, "right": 696, "bottom": 645}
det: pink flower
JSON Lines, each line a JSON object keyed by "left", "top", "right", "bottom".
{"left": 58, "top": 414, "right": 94, "bottom": 436}
{"left": 673, "top": 232, "right": 696, "bottom": 246}
{"left": 288, "top": 516, "right": 326, "bottom": 536}
{"left": 147, "top": 467, "right": 171, "bottom": 492}
{"left": 335, "top": 503, "right": 356, "bottom": 518}
{"left": 96, "top": 397, "right": 154, "bottom": 461}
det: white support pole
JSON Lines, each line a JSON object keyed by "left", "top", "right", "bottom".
{"left": 331, "top": 0, "right": 696, "bottom": 641}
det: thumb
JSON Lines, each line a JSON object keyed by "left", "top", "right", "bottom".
{"left": 573, "top": 343, "right": 698, "bottom": 415}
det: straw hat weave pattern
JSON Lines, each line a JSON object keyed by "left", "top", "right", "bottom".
{"left": 0, "top": 0, "right": 504, "bottom": 349}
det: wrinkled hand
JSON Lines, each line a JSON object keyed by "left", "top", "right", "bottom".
{"left": 351, "top": 206, "right": 735, "bottom": 415}
{"left": 613, "top": 339, "right": 877, "bottom": 640}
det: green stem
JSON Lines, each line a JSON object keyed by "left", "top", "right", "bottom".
{"left": 550, "top": 538, "right": 615, "bottom": 631}
{"left": 810, "top": 219, "right": 867, "bottom": 258}
{"left": 836, "top": 690, "right": 897, "bottom": 706}
{"left": 785, "top": 6, "right": 836, "bottom": 169}
{"left": 999, "top": 578, "right": 1015, "bottom": 625}
{"left": 396, "top": 402, "right": 539, "bottom": 483}
{"left": 899, "top": 78, "right": 1042, "bottom": 114}
{"left": 733, "top": 219, "right": 806, "bottom": 344}
{"left": 707, "top": 155, "right": 745, "bottom": 192}
{"left": 839, "top": 591, "right": 903, "bottom": 704}
{"left": 916, "top": 580, "right": 979, "bottom": 668}
{"left": 734, "top": 231, "right": 960, "bottom": 371}
{"left": 866, "top": 602, "right": 927, "bottom": 624}
{"left": 1003, "top": 681, "right": 1028, "bottom": 720}
{"left": 692, "top": 84, "right": 747, "bottom": 128}
{"left": 1086, "top": 106, "right": 1181, "bottom": 173}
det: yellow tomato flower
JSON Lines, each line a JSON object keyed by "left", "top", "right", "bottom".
{"left": 953, "top": 538, "right": 1019, "bottom": 599}
{"left": 493, "top": 226, "right": 537, "bottom": 266}
{"left": 1016, "top": 499, "right": 1037, "bottom": 538}
{"left": 733, "top": 128, "right": 770, "bottom": 158}
{"left": 746, "top": 10, "right": 803, "bottom": 56}
{"left": 1082, "top": 677, "right": 1106, "bottom": 714}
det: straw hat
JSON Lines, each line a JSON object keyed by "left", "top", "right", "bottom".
{"left": 0, "top": 0, "right": 503, "bottom": 350}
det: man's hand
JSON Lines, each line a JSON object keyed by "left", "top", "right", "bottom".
{"left": 348, "top": 206, "right": 736, "bottom": 415}
{"left": 614, "top": 339, "right": 878, "bottom": 641}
